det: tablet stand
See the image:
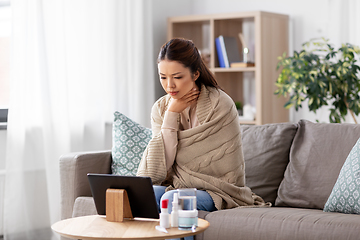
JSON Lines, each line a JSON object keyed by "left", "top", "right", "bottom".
{"left": 106, "top": 189, "right": 133, "bottom": 222}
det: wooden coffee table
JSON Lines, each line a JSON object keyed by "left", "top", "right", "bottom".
{"left": 51, "top": 215, "right": 209, "bottom": 240}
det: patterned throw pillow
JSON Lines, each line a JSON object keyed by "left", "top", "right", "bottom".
{"left": 111, "top": 112, "right": 152, "bottom": 176}
{"left": 323, "top": 137, "right": 360, "bottom": 214}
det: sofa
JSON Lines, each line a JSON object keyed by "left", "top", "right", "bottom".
{"left": 60, "top": 119, "right": 360, "bottom": 240}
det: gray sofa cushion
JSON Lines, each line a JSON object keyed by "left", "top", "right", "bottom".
{"left": 276, "top": 120, "right": 360, "bottom": 209}
{"left": 60, "top": 150, "right": 111, "bottom": 220}
{"left": 323, "top": 136, "right": 360, "bottom": 214}
{"left": 199, "top": 207, "right": 360, "bottom": 240}
{"left": 241, "top": 122, "right": 298, "bottom": 204}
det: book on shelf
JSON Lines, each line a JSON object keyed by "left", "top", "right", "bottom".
{"left": 230, "top": 62, "right": 255, "bottom": 68}
{"left": 215, "top": 35, "right": 241, "bottom": 68}
{"left": 215, "top": 36, "right": 226, "bottom": 68}
{"left": 223, "top": 36, "right": 241, "bottom": 66}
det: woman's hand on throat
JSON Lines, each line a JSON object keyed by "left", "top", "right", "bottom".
{"left": 168, "top": 88, "right": 200, "bottom": 113}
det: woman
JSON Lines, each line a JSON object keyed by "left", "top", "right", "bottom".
{"left": 137, "top": 38, "right": 268, "bottom": 212}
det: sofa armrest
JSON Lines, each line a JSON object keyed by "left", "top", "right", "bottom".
{"left": 60, "top": 150, "right": 112, "bottom": 220}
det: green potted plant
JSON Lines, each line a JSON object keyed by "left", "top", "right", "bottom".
{"left": 234, "top": 101, "right": 243, "bottom": 116}
{"left": 275, "top": 38, "right": 360, "bottom": 123}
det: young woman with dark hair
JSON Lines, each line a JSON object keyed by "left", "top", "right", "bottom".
{"left": 137, "top": 38, "right": 268, "bottom": 214}
{"left": 157, "top": 38, "right": 220, "bottom": 90}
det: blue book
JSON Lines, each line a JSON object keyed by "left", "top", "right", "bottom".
{"left": 215, "top": 36, "right": 226, "bottom": 68}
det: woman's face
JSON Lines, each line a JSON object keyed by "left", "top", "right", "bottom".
{"left": 158, "top": 60, "right": 199, "bottom": 99}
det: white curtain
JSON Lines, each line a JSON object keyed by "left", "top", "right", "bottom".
{"left": 4, "top": 0, "right": 154, "bottom": 238}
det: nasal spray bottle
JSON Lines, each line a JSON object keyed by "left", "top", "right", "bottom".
{"left": 160, "top": 199, "right": 170, "bottom": 229}
{"left": 171, "top": 193, "right": 179, "bottom": 227}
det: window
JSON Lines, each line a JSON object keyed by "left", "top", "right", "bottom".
{"left": 0, "top": 1, "right": 11, "bottom": 130}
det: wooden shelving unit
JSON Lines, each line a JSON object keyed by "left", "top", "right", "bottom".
{"left": 167, "top": 11, "right": 289, "bottom": 125}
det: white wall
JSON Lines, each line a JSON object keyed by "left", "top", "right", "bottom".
{"left": 151, "top": 0, "right": 195, "bottom": 100}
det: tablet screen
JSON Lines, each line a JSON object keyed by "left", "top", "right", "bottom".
{"left": 88, "top": 173, "right": 159, "bottom": 219}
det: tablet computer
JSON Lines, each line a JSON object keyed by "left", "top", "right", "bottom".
{"left": 87, "top": 173, "right": 159, "bottom": 219}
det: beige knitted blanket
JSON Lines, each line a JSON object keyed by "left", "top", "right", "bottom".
{"left": 137, "top": 85, "right": 268, "bottom": 210}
